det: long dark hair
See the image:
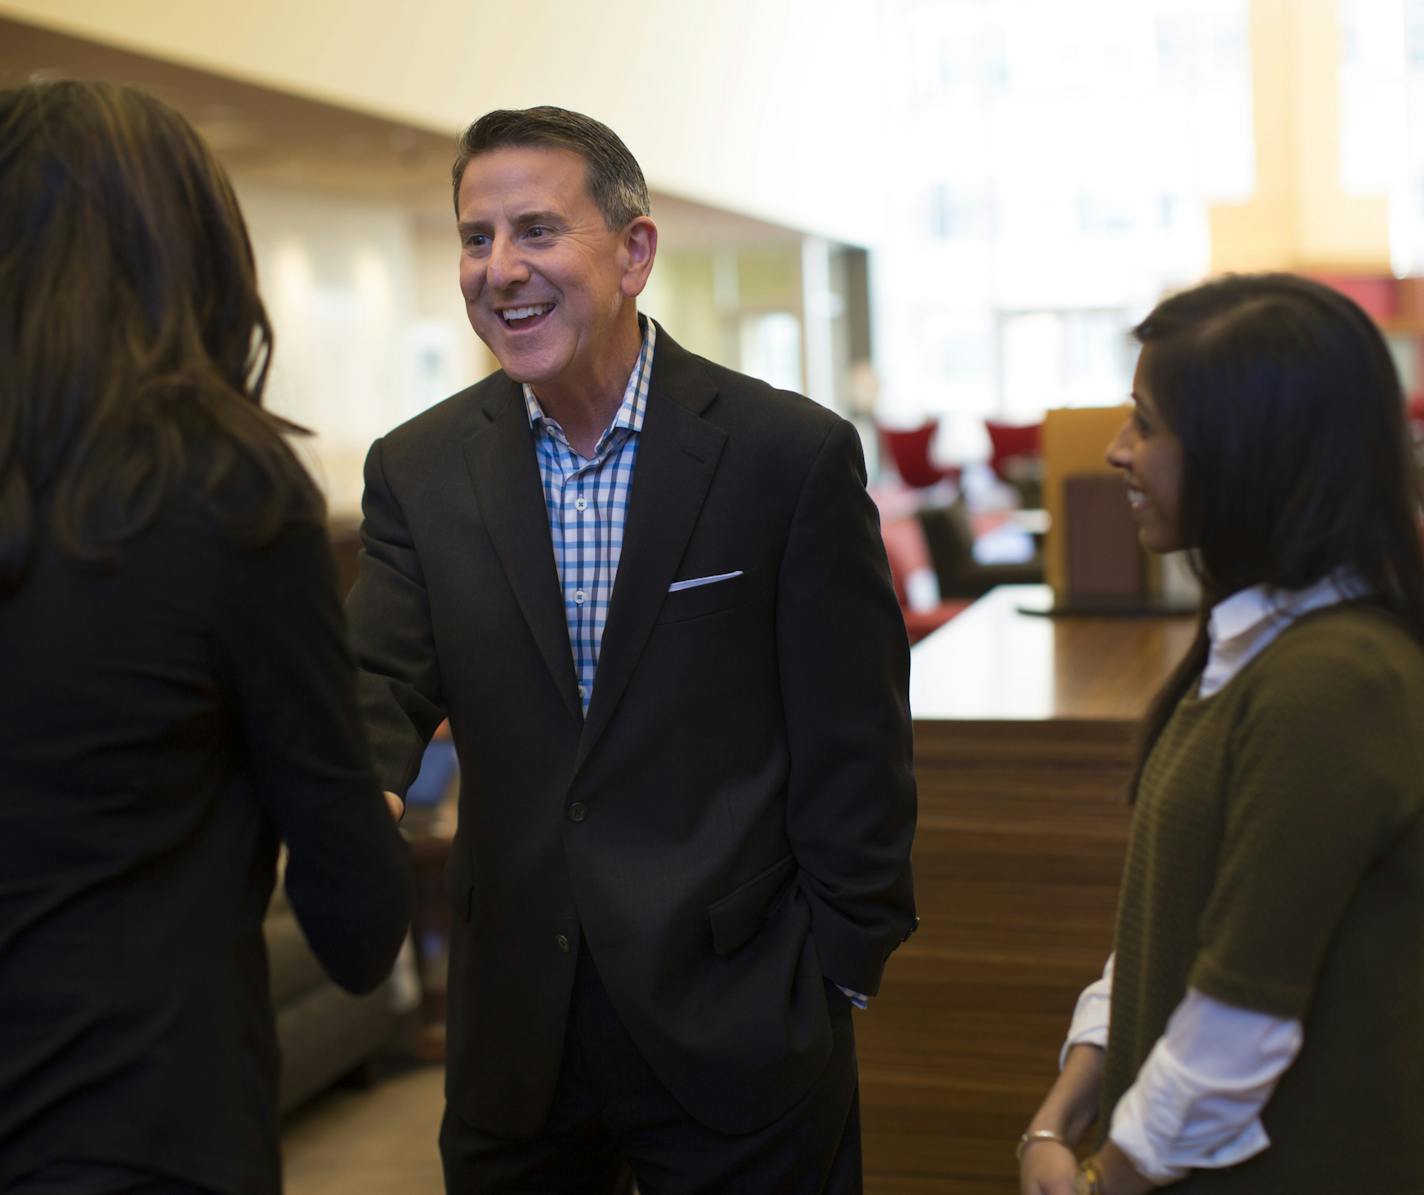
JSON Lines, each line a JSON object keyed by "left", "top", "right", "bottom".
{"left": 1128, "top": 272, "right": 1424, "bottom": 797}
{"left": 0, "top": 80, "right": 317, "bottom": 594}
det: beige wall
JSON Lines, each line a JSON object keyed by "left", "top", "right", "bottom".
{"left": 0, "top": 0, "right": 887, "bottom": 246}
{"left": 641, "top": 252, "right": 729, "bottom": 363}
{"left": 233, "top": 179, "right": 487, "bottom": 516}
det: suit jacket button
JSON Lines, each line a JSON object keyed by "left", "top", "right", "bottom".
{"left": 555, "top": 933, "right": 571, "bottom": 953}
{"left": 568, "top": 802, "right": 588, "bottom": 823}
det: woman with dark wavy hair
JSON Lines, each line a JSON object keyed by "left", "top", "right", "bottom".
{"left": 0, "top": 81, "right": 411, "bottom": 1194}
{"left": 1019, "top": 273, "right": 1424, "bottom": 1195}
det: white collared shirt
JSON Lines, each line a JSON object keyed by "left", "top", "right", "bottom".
{"left": 1198, "top": 570, "right": 1367, "bottom": 698}
{"left": 1062, "top": 569, "right": 1365, "bottom": 1183}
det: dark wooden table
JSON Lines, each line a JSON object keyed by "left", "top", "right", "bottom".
{"left": 857, "top": 585, "right": 1197, "bottom": 1193}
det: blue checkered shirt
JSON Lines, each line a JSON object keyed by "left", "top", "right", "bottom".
{"left": 524, "top": 318, "right": 655, "bottom": 715}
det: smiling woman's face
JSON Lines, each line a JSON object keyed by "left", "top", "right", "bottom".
{"left": 1105, "top": 347, "right": 1186, "bottom": 555}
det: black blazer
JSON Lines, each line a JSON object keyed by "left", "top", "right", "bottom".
{"left": 348, "top": 325, "right": 916, "bottom": 1138}
{"left": 0, "top": 481, "right": 411, "bottom": 1194}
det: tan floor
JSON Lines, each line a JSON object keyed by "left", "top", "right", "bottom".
{"left": 282, "top": 1063, "right": 446, "bottom": 1195}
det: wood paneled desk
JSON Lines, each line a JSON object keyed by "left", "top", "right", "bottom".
{"left": 858, "top": 585, "right": 1197, "bottom": 1194}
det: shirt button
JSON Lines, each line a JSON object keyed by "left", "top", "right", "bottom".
{"left": 568, "top": 802, "right": 588, "bottom": 823}
{"left": 574, "top": 497, "right": 587, "bottom": 511}
{"left": 555, "top": 933, "right": 571, "bottom": 953}
{"left": 573, "top": 589, "right": 586, "bottom": 605}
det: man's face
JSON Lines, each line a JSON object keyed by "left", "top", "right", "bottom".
{"left": 457, "top": 145, "right": 644, "bottom": 398}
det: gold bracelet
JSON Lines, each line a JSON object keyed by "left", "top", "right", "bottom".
{"left": 1016, "top": 1128, "right": 1070, "bottom": 1161}
{"left": 1074, "top": 1154, "right": 1105, "bottom": 1195}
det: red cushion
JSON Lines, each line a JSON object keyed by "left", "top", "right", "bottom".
{"left": 984, "top": 419, "right": 1043, "bottom": 479}
{"left": 904, "top": 601, "right": 970, "bottom": 644}
{"left": 879, "top": 516, "right": 930, "bottom": 605}
{"left": 880, "top": 421, "right": 954, "bottom": 489}
{"left": 879, "top": 516, "right": 967, "bottom": 642}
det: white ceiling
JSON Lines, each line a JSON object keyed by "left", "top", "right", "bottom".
{"left": 0, "top": 14, "right": 808, "bottom": 250}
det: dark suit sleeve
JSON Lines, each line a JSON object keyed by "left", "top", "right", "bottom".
{"left": 776, "top": 417, "right": 917, "bottom": 997}
{"left": 344, "top": 436, "right": 449, "bottom": 795}
{"left": 220, "top": 515, "right": 412, "bottom": 994}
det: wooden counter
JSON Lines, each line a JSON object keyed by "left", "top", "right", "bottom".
{"left": 859, "top": 586, "right": 1197, "bottom": 1194}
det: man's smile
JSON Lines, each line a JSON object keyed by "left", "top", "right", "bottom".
{"left": 497, "top": 302, "right": 556, "bottom": 328}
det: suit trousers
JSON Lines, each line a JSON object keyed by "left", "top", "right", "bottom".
{"left": 7, "top": 1163, "right": 214, "bottom": 1194}
{"left": 440, "top": 948, "right": 862, "bottom": 1194}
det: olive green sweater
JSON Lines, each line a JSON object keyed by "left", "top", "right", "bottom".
{"left": 1101, "top": 604, "right": 1424, "bottom": 1194}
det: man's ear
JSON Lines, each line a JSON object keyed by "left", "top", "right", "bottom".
{"left": 620, "top": 216, "right": 658, "bottom": 298}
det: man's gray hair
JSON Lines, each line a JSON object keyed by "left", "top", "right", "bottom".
{"left": 451, "top": 105, "right": 651, "bottom": 230}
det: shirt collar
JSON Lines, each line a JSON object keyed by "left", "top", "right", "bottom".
{"left": 1207, "top": 568, "right": 1368, "bottom": 649}
{"left": 1198, "top": 567, "right": 1370, "bottom": 698}
{"left": 522, "top": 315, "right": 656, "bottom": 444}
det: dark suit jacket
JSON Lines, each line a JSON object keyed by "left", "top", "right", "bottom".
{"left": 347, "top": 325, "right": 916, "bottom": 1139}
{"left": 0, "top": 478, "right": 411, "bottom": 1194}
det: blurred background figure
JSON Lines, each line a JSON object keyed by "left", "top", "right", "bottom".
{"left": 0, "top": 81, "right": 411, "bottom": 1195}
{"left": 1018, "top": 273, "right": 1424, "bottom": 1195}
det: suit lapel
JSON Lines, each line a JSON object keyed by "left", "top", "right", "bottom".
{"left": 576, "top": 332, "right": 727, "bottom": 772}
{"left": 462, "top": 379, "right": 582, "bottom": 721}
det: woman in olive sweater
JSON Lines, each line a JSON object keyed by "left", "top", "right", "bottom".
{"left": 1019, "top": 274, "right": 1424, "bottom": 1195}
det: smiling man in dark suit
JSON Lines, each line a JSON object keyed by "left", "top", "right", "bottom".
{"left": 345, "top": 106, "right": 917, "bottom": 1193}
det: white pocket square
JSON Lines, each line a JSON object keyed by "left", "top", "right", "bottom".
{"left": 667, "top": 570, "right": 743, "bottom": 593}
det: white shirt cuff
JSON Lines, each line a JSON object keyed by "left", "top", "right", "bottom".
{"left": 1107, "top": 988, "right": 1303, "bottom": 1184}
{"left": 1059, "top": 953, "right": 1113, "bottom": 1069}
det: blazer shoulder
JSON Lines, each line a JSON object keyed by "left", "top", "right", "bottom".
{"left": 708, "top": 366, "right": 854, "bottom": 469}
{"left": 655, "top": 327, "right": 844, "bottom": 443}
{"left": 378, "top": 371, "right": 519, "bottom": 459}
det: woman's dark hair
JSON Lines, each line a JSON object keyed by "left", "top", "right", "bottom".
{"left": 450, "top": 105, "right": 650, "bottom": 230}
{"left": 0, "top": 80, "right": 317, "bottom": 594}
{"left": 1129, "top": 271, "right": 1424, "bottom": 797}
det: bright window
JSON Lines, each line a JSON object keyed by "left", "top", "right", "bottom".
{"left": 873, "top": 0, "right": 1253, "bottom": 457}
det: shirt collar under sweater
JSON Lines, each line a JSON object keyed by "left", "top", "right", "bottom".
{"left": 1199, "top": 568, "right": 1369, "bottom": 698}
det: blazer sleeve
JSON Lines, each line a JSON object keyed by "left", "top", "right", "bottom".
{"left": 345, "top": 435, "right": 449, "bottom": 795}
{"left": 776, "top": 416, "right": 918, "bottom": 996}
{"left": 219, "top": 513, "right": 412, "bottom": 994}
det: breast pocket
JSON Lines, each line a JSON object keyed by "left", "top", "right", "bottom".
{"left": 659, "top": 568, "right": 760, "bottom": 624}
